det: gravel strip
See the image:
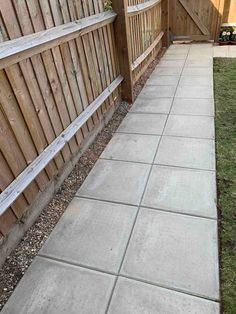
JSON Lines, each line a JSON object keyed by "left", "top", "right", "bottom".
{"left": 0, "top": 48, "right": 165, "bottom": 310}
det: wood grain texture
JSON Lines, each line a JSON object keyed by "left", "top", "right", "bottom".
{"left": 0, "top": 1, "right": 121, "bottom": 237}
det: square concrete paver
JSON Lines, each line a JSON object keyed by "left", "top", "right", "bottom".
{"left": 158, "top": 60, "right": 185, "bottom": 67}
{"left": 146, "top": 75, "right": 179, "bottom": 86}
{"left": 77, "top": 159, "right": 151, "bottom": 205}
{"left": 40, "top": 198, "right": 137, "bottom": 273}
{"left": 164, "top": 115, "right": 215, "bottom": 139}
{"left": 142, "top": 165, "right": 217, "bottom": 218}
{"left": 1, "top": 257, "right": 115, "bottom": 314}
{"left": 108, "top": 277, "right": 220, "bottom": 314}
{"left": 179, "top": 76, "right": 213, "bottom": 87}
{"left": 117, "top": 113, "right": 167, "bottom": 135}
{"left": 139, "top": 85, "right": 176, "bottom": 98}
{"left": 162, "top": 54, "right": 187, "bottom": 60}
{"left": 176, "top": 86, "right": 213, "bottom": 99}
{"left": 184, "top": 59, "right": 213, "bottom": 68}
{"left": 101, "top": 133, "right": 160, "bottom": 163}
{"left": 155, "top": 136, "right": 215, "bottom": 170}
{"left": 121, "top": 208, "right": 219, "bottom": 300}
{"left": 130, "top": 97, "right": 172, "bottom": 114}
{"left": 153, "top": 67, "right": 183, "bottom": 76}
{"left": 171, "top": 98, "right": 214, "bottom": 116}
{"left": 182, "top": 67, "right": 213, "bottom": 76}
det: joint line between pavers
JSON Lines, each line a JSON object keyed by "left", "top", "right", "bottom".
{"left": 119, "top": 273, "right": 220, "bottom": 303}
{"left": 75, "top": 195, "right": 217, "bottom": 221}
{"left": 38, "top": 253, "right": 117, "bottom": 277}
{"left": 140, "top": 205, "right": 218, "bottom": 221}
{"left": 99, "top": 157, "right": 216, "bottom": 172}
{"left": 115, "top": 131, "right": 215, "bottom": 140}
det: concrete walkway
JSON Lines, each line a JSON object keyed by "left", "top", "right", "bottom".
{"left": 2, "top": 44, "right": 220, "bottom": 314}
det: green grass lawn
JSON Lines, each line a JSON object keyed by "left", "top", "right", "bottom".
{"left": 214, "top": 58, "right": 236, "bottom": 314}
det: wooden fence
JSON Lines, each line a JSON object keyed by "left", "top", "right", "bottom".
{"left": 170, "top": 0, "right": 236, "bottom": 42}
{"left": 0, "top": 0, "right": 168, "bottom": 265}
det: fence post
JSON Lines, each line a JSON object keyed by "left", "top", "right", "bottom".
{"left": 112, "top": 0, "right": 133, "bottom": 103}
{"left": 162, "top": 0, "right": 170, "bottom": 47}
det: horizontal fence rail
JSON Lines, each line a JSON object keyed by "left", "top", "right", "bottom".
{"left": 128, "top": 0, "right": 162, "bottom": 15}
{"left": 0, "top": 76, "right": 123, "bottom": 216}
{"left": 131, "top": 31, "right": 164, "bottom": 71}
{"left": 0, "top": 11, "right": 117, "bottom": 70}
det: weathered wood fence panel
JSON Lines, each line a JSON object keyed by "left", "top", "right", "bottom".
{"left": 0, "top": 0, "right": 169, "bottom": 266}
{"left": 128, "top": 0, "right": 165, "bottom": 83}
{"left": 0, "top": 0, "right": 120, "bottom": 239}
{"left": 170, "top": 0, "right": 236, "bottom": 42}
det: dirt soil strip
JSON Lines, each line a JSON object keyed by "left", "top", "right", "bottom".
{"left": 0, "top": 49, "right": 165, "bottom": 310}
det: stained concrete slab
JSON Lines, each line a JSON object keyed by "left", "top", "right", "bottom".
{"left": 153, "top": 67, "right": 183, "bottom": 76}
{"left": 117, "top": 113, "right": 167, "bottom": 135}
{"left": 171, "top": 98, "right": 214, "bottom": 116}
{"left": 130, "top": 97, "right": 172, "bottom": 114}
{"left": 182, "top": 67, "right": 213, "bottom": 76}
{"left": 146, "top": 75, "right": 179, "bottom": 86}
{"left": 176, "top": 85, "right": 213, "bottom": 99}
{"left": 142, "top": 165, "right": 217, "bottom": 218}
{"left": 40, "top": 198, "right": 137, "bottom": 273}
{"left": 164, "top": 115, "right": 215, "bottom": 139}
{"left": 1, "top": 257, "right": 115, "bottom": 314}
{"left": 77, "top": 159, "right": 151, "bottom": 205}
{"left": 155, "top": 136, "right": 215, "bottom": 170}
{"left": 101, "top": 133, "right": 160, "bottom": 163}
{"left": 121, "top": 208, "right": 219, "bottom": 300}
{"left": 158, "top": 60, "right": 185, "bottom": 67}
{"left": 179, "top": 75, "right": 213, "bottom": 87}
{"left": 108, "top": 277, "right": 220, "bottom": 314}
{"left": 139, "top": 85, "right": 176, "bottom": 98}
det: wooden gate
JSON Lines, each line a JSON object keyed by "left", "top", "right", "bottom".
{"left": 170, "top": 0, "right": 221, "bottom": 41}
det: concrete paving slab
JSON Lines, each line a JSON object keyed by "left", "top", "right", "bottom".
{"left": 228, "top": 46, "right": 236, "bottom": 57}
{"left": 108, "top": 277, "right": 220, "bottom": 314}
{"left": 101, "top": 133, "right": 160, "bottom": 163}
{"left": 213, "top": 46, "right": 229, "bottom": 58}
{"left": 130, "top": 97, "right": 172, "bottom": 114}
{"left": 176, "top": 86, "right": 213, "bottom": 99}
{"left": 158, "top": 60, "right": 185, "bottom": 67}
{"left": 146, "top": 75, "right": 179, "bottom": 86}
{"left": 153, "top": 67, "right": 183, "bottom": 76}
{"left": 165, "top": 50, "right": 188, "bottom": 57}
{"left": 77, "top": 159, "right": 151, "bottom": 205}
{"left": 139, "top": 85, "right": 176, "bottom": 98}
{"left": 40, "top": 198, "right": 137, "bottom": 273}
{"left": 155, "top": 136, "right": 215, "bottom": 170}
{"left": 162, "top": 54, "right": 187, "bottom": 60}
{"left": 164, "top": 115, "right": 215, "bottom": 139}
{"left": 117, "top": 113, "right": 167, "bottom": 135}
{"left": 179, "top": 75, "right": 213, "bottom": 87}
{"left": 182, "top": 67, "right": 213, "bottom": 76}
{"left": 142, "top": 165, "right": 217, "bottom": 218}
{"left": 1, "top": 256, "right": 115, "bottom": 314}
{"left": 168, "top": 45, "right": 190, "bottom": 51}
{"left": 121, "top": 208, "right": 219, "bottom": 300}
{"left": 171, "top": 98, "right": 214, "bottom": 116}
{"left": 184, "top": 59, "right": 213, "bottom": 68}
{"left": 188, "top": 49, "right": 213, "bottom": 56}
